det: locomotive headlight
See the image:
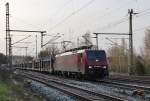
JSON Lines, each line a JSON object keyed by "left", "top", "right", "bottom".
{"left": 88, "top": 66, "right": 92, "bottom": 68}
{"left": 103, "top": 66, "right": 107, "bottom": 69}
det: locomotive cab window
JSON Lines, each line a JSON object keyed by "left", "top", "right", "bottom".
{"left": 86, "top": 50, "right": 106, "bottom": 60}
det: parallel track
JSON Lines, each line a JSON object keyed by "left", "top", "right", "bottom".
{"left": 99, "top": 79, "right": 150, "bottom": 93}
{"left": 109, "top": 75, "right": 150, "bottom": 85}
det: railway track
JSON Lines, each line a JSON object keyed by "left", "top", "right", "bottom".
{"left": 95, "top": 78, "right": 150, "bottom": 100}
{"left": 109, "top": 74, "right": 150, "bottom": 85}
{"left": 100, "top": 77, "right": 150, "bottom": 94}
{"left": 20, "top": 71, "right": 127, "bottom": 101}
{"left": 110, "top": 78, "right": 150, "bottom": 85}
{"left": 99, "top": 79, "right": 150, "bottom": 94}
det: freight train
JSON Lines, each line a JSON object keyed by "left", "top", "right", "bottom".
{"left": 15, "top": 48, "right": 109, "bottom": 79}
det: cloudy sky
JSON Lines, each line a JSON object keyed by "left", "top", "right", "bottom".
{"left": 0, "top": 0, "right": 150, "bottom": 56}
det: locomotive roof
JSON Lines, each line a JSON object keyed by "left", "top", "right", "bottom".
{"left": 56, "top": 49, "right": 105, "bottom": 57}
{"left": 65, "top": 45, "right": 93, "bottom": 52}
{"left": 56, "top": 49, "right": 85, "bottom": 57}
{"left": 56, "top": 45, "right": 94, "bottom": 57}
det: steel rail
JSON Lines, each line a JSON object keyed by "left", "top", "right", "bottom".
{"left": 21, "top": 71, "right": 126, "bottom": 101}
{"left": 109, "top": 78, "right": 150, "bottom": 85}
{"left": 98, "top": 80, "right": 150, "bottom": 94}
{"left": 109, "top": 76, "right": 150, "bottom": 84}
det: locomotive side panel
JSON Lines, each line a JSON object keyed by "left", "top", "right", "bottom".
{"left": 54, "top": 53, "right": 85, "bottom": 74}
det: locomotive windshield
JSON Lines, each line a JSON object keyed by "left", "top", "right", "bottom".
{"left": 86, "top": 50, "right": 106, "bottom": 60}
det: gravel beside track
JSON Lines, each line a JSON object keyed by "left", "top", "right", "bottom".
{"left": 16, "top": 70, "right": 150, "bottom": 101}
{"left": 21, "top": 71, "right": 126, "bottom": 101}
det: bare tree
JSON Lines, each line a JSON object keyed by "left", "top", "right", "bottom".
{"left": 0, "top": 53, "right": 7, "bottom": 66}
{"left": 107, "top": 38, "right": 128, "bottom": 73}
{"left": 38, "top": 44, "right": 59, "bottom": 58}
{"left": 144, "top": 29, "right": 150, "bottom": 74}
{"left": 79, "top": 31, "right": 93, "bottom": 47}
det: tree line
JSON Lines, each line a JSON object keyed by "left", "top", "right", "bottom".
{"left": 0, "top": 53, "right": 7, "bottom": 66}
{"left": 107, "top": 29, "right": 150, "bottom": 75}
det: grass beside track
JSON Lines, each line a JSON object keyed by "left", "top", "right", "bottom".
{"left": 0, "top": 81, "right": 10, "bottom": 101}
{"left": 0, "top": 80, "right": 43, "bottom": 101}
{"left": 0, "top": 68, "right": 43, "bottom": 101}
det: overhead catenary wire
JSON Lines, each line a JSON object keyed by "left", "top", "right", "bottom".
{"left": 84, "top": 0, "right": 134, "bottom": 32}
{"left": 5, "top": 0, "right": 73, "bottom": 35}
{"left": 134, "top": 25, "right": 150, "bottom": 32}
{"left": 51, "top": 0, "right": 73, "bottom": 17}
{"left": 135, "top": 10, "right": 150, "bottom": 18}
{"left": 138, "top": 7, "right": 150, "bottom": 14}
{"left": 11, "top": 0, "right": 70, "bottom": 31}
{"left": 48, "top": 0, "right": 96, "bottom": 32}
{"left": 42, "top": 33, "right": 61, "bottom": 47}
{"left": 12, "top": 35, "right": 31, "bottom": 45}
{"left": 3, "top": 1, "right": 150, "bottom": 57}
{"left": 0, "top": 0, "right": 133, "bottom": 35}
{"left": 95, "top": 0, "right": 133, "bottom": 21}
{"left": 95, "top": 15, "right": 128, "bottom": 31}
{"left": 95, "top": 6, "right": 150, "bottom": 32}
{"left": 131, "top": 7, "right": 150, "bottom": 32}
{"left": 11, "top": 16, "right": 42, "bottom": 31}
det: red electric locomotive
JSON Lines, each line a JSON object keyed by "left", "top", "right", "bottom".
{"left": 53, "top": 49, "right": 109, "bottom": 78}
{"left": 14, "top": 46, "right": 109, "bottom": 79}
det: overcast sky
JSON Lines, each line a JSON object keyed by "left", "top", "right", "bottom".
{"left": 0, "top": 0, "right": 150, "bottom": 56}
